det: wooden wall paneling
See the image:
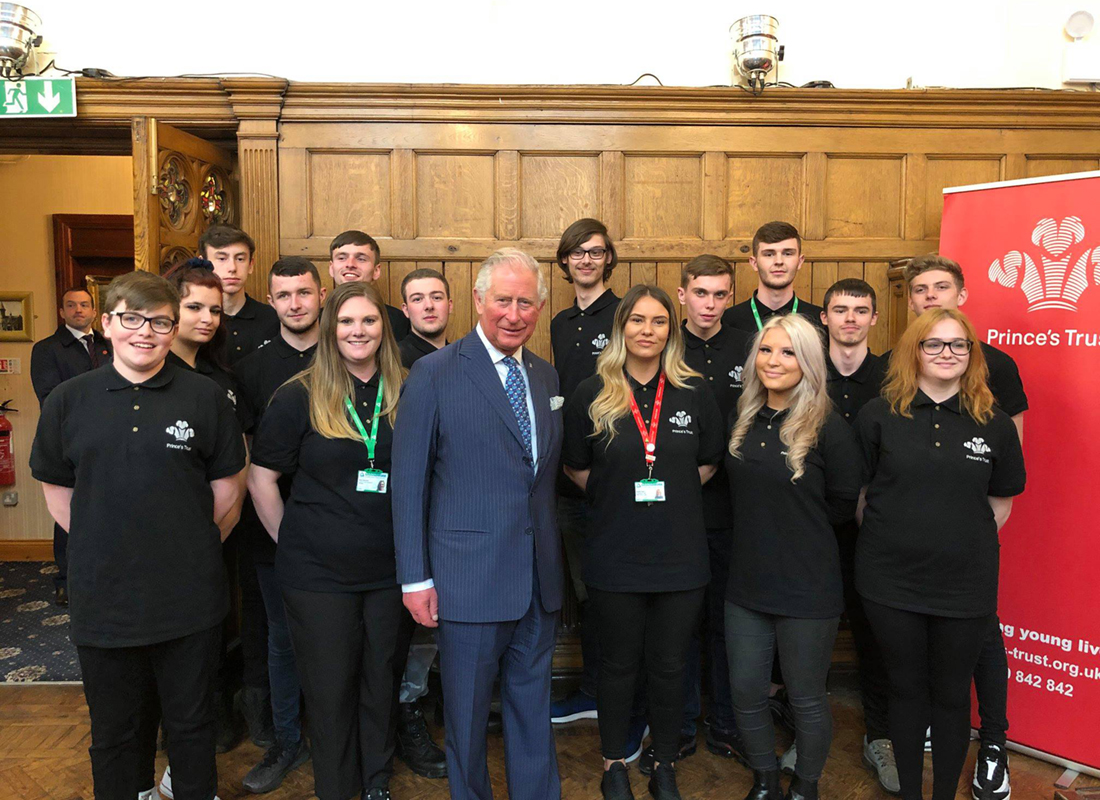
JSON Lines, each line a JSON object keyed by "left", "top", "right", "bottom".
{"left": 1025, "top": 156, "right": 1100, "bottom": 178}
{"left": 702, "top": 152, "right": 727, "bottom": 242}
{"left": 528, "top": 261, "right": 553, "bottom": 360}
{"left": 131, "top": 117, "right": 155, "bottom": 273}
{"left": 623, "top": 154, "right": 703, "bottom": 239}
{"left": 1004, "top": 153, "right": 1027, "bottom": 180}
{"left": 519, "top": 153, "right": 600, "bottom": 238}
{"left": 657, "top": 262, "right": 682, "bottom": 314}
{"left": 727, "top": 154, "right": 806, "bottom": 238}
{"left": 903, "top": 153, "right": 927, "bottom": 241}
{"left": 388, "top": 261, "right": 423, "bottom": 313}
{"left": 631, "top": 261, "right": 657, "bottom": 287}
{"left": 837, "top": 262, "right": 864, "bottom": 281}
{"left": 443, "top": 261, "right": 472, "bottom": 342}
{"left": 239, "top": 134, "right": 280, "bottom": 300}
{"left": 309, "top": 150, "right": 392, "bottom": 239}
{"left": 922, "top": 156, "right": 1003, "bottom": 238}
{"left": 793, "top": 261, "right": 813, "bottom": 303}
{"left": 864, "top": 261, "right": 891, "bottom": 355}
{"left": 802, "top": 152, "right": 827, "bottom": 241}
{"left": 607, "top": 261, "right": 631, "bottom": 299}
{"left": 495, "top": 151, "right": 520, "bottom": 241}
{"left": 391, "top": 149, "right": 417, "bottom": 240}
{"left": 598, "top": 151, "right": 624, "bottom": 240}
{"left": 278, "top": 148, "right": 308, "bottom": 240}
{"left": 375, "top": 262, "right": 392, "bottom": 306}
{"left": 416, "top": 152, "right": 496, "bottom": 238}
{"left": 734, "top": 262, "right": 756, "bottom": 304}
{"left": 824, "top": 155, "right": 904, "bottom": 239}
{"left": 812, "top": 262, "right": 838, "bottom": 305}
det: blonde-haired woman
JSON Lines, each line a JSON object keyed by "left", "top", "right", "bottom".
{"left": 855, "top": 309, "right": 1024, "bottom": 800}
{"left": 725, "top": 314, "right": 861, "bottom": 800}
{"left": 562, "top": 284, "right": 725, "bottom": 800}
{"left": 248, "top": 281, "right": 410, "bottom": 800}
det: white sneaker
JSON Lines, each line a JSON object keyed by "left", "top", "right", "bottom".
{"left": 924, "top": 726, "right": 932, "bottom": 752}
{"left": 137, "top": 788, "right": 162, "bottom": 800}
{"left": 158, "top": 767, "right": 173, "bottom": 800}
{"left": 779, "top": 741, "right": 797, "bottom": 774}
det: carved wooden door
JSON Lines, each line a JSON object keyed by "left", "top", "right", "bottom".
{"left": 131, "top": 118, "right": 237, "bottom": 274}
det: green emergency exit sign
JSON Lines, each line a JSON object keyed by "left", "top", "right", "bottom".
{"left": 1, "top": 78, "right": 76, "bottom": 118}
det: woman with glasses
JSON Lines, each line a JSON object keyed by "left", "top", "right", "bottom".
{"left": 854, "top": 308, "right": 1025, "bottom": 800}
{"left": 248, "top": 281, "right": 411, "bottom": 800}
{"left": 724, "top": 314, "right": 861, "bottom": 800}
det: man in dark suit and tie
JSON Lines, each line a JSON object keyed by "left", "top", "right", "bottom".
{"left": 393, "top": 248, "right": 564, "bottom": 800}
{"left": 30, "top": 286, "right": 111, "bottom": 606}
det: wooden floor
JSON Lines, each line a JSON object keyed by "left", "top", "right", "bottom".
{"left": 0, "top": 683, "right": 1094, "bottom": 799}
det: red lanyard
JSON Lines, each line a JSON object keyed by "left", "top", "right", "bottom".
{"left": 629, "top": 372, "right": 666, "bottom": 467}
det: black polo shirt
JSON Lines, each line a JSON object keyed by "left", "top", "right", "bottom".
{"left": 251, "top": 373, "right": 397, "bottom": 593}
{"left": 165, "top": 351, "right": 253, "bottom": 433}
{"left": 399, "top": 333, "right": 443, "bottom": 369}
{"left": 826, "top": 351, "right": 887, "bottom": 425}
{"left": 855, "top": 393, "right": 1026, "bottom": 618}
{"left": 682, "top": 322, "right": 752, "bottom": 530}
{"left": 882, "top": 342, "right": 1028, "bottom": 418}
{"left": 385, "top": 304, "right": 411, "bottom": 342}
{"left": 223, "top": 294, "right": 280, "bottom": 365}
{"left": 29, "top": 362, "right": 245, "bottom": 648}
{"left": 725, "top": 408, "right": 861, "bottom": 618}
{"left": 562, "top": 372, "right": 724, "bottom": 593}
{"left": 234, "top": 335, "right": 318, "bottom": 564}
{"left": 550, "top": 289, "right": 620, "bottom": 403}
{"left": 722, "top": 291, "right": 825, "bottom": 335}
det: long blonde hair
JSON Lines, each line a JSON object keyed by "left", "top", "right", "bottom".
{"left": 728, "top": 314, "right": 830, "bottom": 481}
{"left": 290, "top": 281, "right": 406, "bottom": 440}
{"left": 589, "top": 284, "right": 699, "bottom": 441}
{"left": 883, "top": 308, "right": 994, "bottom": 424}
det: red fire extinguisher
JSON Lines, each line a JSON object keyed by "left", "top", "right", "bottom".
{"left": 0, "top": 400, "right": 16, "bottom": 487}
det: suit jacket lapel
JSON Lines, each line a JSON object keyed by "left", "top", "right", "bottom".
{"left": 459, "top": 332, "right": 527, "bottom": 453}
{"left": 526, "top": 355, "right": 552, "bottom": 469}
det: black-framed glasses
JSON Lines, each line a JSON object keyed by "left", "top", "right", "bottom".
{"left": 568, "top": 247, "right": 608, "bottom": 261}
{"left": 920, "top": 338, "right": 972, "bottom": 356}
{"left": 110, "top": 311, "right": 177, "bottom": 334}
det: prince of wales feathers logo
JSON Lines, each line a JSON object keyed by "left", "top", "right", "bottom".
{"left": 167, "top": 420, "right": 195, "bottom": 442}
{"left": 964, "top": 437, "right": 991, "bottom": 455}
{"left": 670, "top": 411, "right": 691, "bottom": 427}
{"left": 592, "top": 333, "right": 609, "bottom": 350}
{"left": 988, "top": 216, "right": 1100, "bottom": 312}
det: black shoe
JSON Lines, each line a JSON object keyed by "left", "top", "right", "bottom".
{"left": 743, "top": 769, "right": 782, "bottom": 800}
{"left": 487, "top": 709, "right": 503, "bottom": 735}
{"left": 601, "top": 762, "right": 635, "bottom": 800}
{"left": 704, "top": 722, "right": 749, "bottom": 767}
{"left": 972, "top": 741, "right": 1010, "bottom": 800}
{"left": 785, "top": 775, "right": 818, "bottom": 800}
{"left": 214, "top": 690, "right": 242, "bottom": 754}
{"left": 647, "top": 763, "right": 682, "bottom": 800}
{"left": 236, "top": 686, "right": 276, "bottom": 749}
{"left": 768, "top": 688, "right": 796, "bottom": 732}
{"left": 363, "top": 788, "right": 391, "bottom": 800}
{"left": 54, "top": 586, "right": 68, "bottom": 607}
{"left": 242, "top": 738, "right": 310, "bottom": 794}
{"left": 638, "top": 733, "right": 697, "bottom": 776}
{"left": 396, "top": 702, "right": 447, "bottom": 778}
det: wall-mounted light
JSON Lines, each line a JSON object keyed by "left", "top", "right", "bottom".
{"left": 0, "top": 3, "right": 42, "bottom": 79}
{"left": 731, "top": 15, "right": 783, "bottom": 94}
{"left": 1062, "top": 10, "right": 1097, "bottom": 84}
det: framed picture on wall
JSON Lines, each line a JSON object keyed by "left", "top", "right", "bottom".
{"left": 84, "top": 275, "right": 116, "bottom": 334}
{"left": 0, "top": 292, "right": 33, "bottom": 342}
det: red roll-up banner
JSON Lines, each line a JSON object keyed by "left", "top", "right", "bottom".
{"left": 940, "top": 170, "right": 1100, "bottom": 773}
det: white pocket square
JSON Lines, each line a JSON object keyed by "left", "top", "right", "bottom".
{"left": 550, "top": 396, "right": 564, "bottom": 411}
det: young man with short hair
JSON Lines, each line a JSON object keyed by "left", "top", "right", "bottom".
{"left": 901, "top": 254, "right": 1027, "bottom": 800}
{"left": 328, "top": 229, "right": 411, "bottom": 341}
{"left": 31, "top": 271, "right": 246, "bottom": 800}
{"left": 547, "top": 220, "right": 639, "bottom": 748}
{"left": 30, "top": 285, "right": 112, "bottom": 606}
{"left": 722, "top": 221, "right": 824, "bottom": 334}
{"left": 399, "top": 267, "right": 453, "bottom": 369}
{"left": 636, "top": 254, "right": 751, "bottom": 773}
{"left": 819, "top": 279, "right": 898, "bottom": 794}
{"left": 234, "top": 256, "right": 325, "bottom": 793}
{"left": 199, "top": 224, "right": 280, "bottom": 365}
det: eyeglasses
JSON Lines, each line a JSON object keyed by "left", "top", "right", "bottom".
{"left": 568, "top": 247, "right": 608, "bottom": 261}
{"left": 110, "top": 311, "right": 177, "bottom": 334}
{"left": 919, "top": 338, "right": 973, "bottom": 356}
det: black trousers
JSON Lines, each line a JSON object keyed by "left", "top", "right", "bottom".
{"left": 77, "top": 624, "right": 221, "bottom": 800}
{"left": 282, "top": 584, "right": 411, "bottom": 799}
{"left": 974, "top": 617, "right": 1009, "bottom": 746}
{"left": 52, "top": 521, "right": 68, "bottom": 590}
{"left": 238, "top": 542, "right": 270, "bottom": 690}
{"left": 863, "top": 598, "right": 994, "bottom": 800}
{"left": 837, "top": 522, "right": 890, "bottom": 741}
{"left": 590, "top": 587, "right": 705, "bottom": 763}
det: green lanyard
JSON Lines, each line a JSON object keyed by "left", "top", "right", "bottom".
{"left": 750, "top": 295, "right": 799, "bottom": 331}
{"left": 344, "top": 374, "right": 384, "bottom": 467}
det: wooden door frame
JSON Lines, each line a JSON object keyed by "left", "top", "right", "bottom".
{"left": 52, "top": 213, "right": 134, "bottom": 302}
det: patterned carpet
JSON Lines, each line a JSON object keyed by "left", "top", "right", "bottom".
{"left": 0, "top": 561, "right": 81, "bottom": 683}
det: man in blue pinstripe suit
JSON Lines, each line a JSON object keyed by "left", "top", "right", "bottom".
{"left": 392, "top": 248, "right": 564, "bottom": 800}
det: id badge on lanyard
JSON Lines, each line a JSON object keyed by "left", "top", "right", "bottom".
{"left": 630, "top": 373, "right": 667, "bottom": 503}
{"left": 346, "top": 375, "right": 389, "bottom": 494}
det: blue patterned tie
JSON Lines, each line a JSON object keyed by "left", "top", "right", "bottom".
{"left": 502, "top": 356, "right": 533, "bottom": 467}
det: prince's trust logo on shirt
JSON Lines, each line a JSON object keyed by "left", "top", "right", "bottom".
{"left": 964, "top": 437, "right": 992, "bottom": 463}
{"left": 669, "top": 411, "right": 693, "bottom": 434}
{"left": 166, "top": 420, "right": 195, "bottom": 451}
{"left": 729, "top": 366, "right": 743, "bottom": 387}
{"left": 591, "top": 333, "right": 609, "bottom": 354}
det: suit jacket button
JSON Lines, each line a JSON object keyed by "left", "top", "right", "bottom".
{"left": 525, "top": 527, "right": 534, "bottom": 536}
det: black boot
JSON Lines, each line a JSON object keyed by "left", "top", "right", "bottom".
{"left": 743, "top": 768, "right": 782, "bottom": 800}
{"left": 396, "top": 702, "right": 447, "bottom": 778}
{"left": 601, "top": 762, "right": 635, "bottom": 800}
{"left": 647, "top": 763, "right": 682, "bottom": 800}
{"left": 236, "top": 686, "right": 276, "bottom": 749}
{"left": 214, "top": 690, "right": 241, "bottom": 754}
{"left": 785, "top": 775, "right": 819, "bottom": 800}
